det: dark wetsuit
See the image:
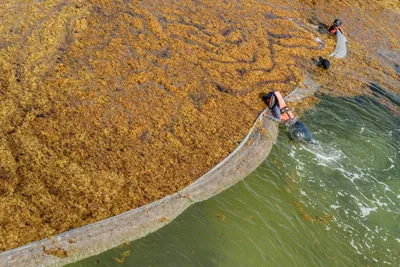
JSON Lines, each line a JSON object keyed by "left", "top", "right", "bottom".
{"left": 267, "top": 92, "right": 314, "bottom": 143}
{"left": 287, "top": 120, "right": 313, "bottom": 143}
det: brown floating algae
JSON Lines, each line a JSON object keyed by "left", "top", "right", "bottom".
{"left": 0, "top": 0, "right": 399, "bottom": 252}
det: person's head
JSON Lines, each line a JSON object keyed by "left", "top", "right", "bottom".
{"left": 261, "top": 92, "right": 276, "bottom": 108}
{"left": 333, "top": 19, "right": 342, "bottom": 27}
{"left": 318, "top": 56, "right": 330, "bottom": 70}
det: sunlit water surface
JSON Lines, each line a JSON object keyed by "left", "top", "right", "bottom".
{"left": 69, "top": 93, "right": 399, "bottom": 266}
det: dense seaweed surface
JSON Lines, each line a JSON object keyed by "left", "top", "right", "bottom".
{"left": 0, "top": 0, "right": 399, "bottom": 251}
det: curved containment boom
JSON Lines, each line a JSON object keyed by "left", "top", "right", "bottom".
{"left": 0, "top": 110, "right": 279, "bottom": 267}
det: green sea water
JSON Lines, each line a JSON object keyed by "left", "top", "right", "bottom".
{"left": 69, "top": 92, "right": 400, "bottom": 266}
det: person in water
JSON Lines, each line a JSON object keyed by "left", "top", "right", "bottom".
{"left": 262, "top": 91, "right": 313, "bottom": 143}
{"left": 327, "top": 19, "right": 344, "bottom": 36}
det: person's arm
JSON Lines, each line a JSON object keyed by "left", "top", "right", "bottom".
{"left": 271, "top": 105, "right": 281, "bottom": 121}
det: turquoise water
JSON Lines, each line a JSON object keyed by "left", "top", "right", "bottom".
{"left": 69, "top": 92, "right": 399, "bottom": 266}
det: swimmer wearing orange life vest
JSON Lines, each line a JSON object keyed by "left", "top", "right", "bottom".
{"left": 262, "top": 91, "right": 313, "bottom": 143}
{"left": 327, "top": 19, "right": 344, "bottom": 36}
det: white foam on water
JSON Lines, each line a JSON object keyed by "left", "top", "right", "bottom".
{"left": 359, "top": 222, "right": 373, "bottom": 233}
{"left": 376, "top": 199, "right": 388, "bottom": 207}
{"left": 296, "top": 164, "right": 304, "bottom": 171}
{"left": 299, "top": 142, "right": 343, "bottom": 163}
{"left": 313, "top": 129, "right": 324, "bottom": 135}
{"left": 350, "top": 239, "right": 363, "bottom": 255}
{"left": 337, "top": 191, "right": 345, "bottom": 196}
{"left": 350, "top": 239, "right": 358, "bottom": 250}
{"left": 364, "top": 236, "right": 374, "bottom": 247}
{"left": 282, "top": 111, "right": 400, "bottom": 264}
{"left": 348, "top": 171, "right": 362, "bottom": 182}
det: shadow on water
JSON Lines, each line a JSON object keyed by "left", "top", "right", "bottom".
{"left": 368, "top": 82, "right": 400, "bottom": 107}
{"left": 348, "top": 83, "right": 400, "bottom": 149}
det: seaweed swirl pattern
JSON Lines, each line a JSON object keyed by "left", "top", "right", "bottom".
{"left": 0, "top": 0, "right": 398, "bottom": 252}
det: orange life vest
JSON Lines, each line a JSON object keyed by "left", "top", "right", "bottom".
{"left": 328, "top": 25, "right": 344, "bottom": 35}
{"left": 273, "top": 91, "right": 295, "bottom": 123}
